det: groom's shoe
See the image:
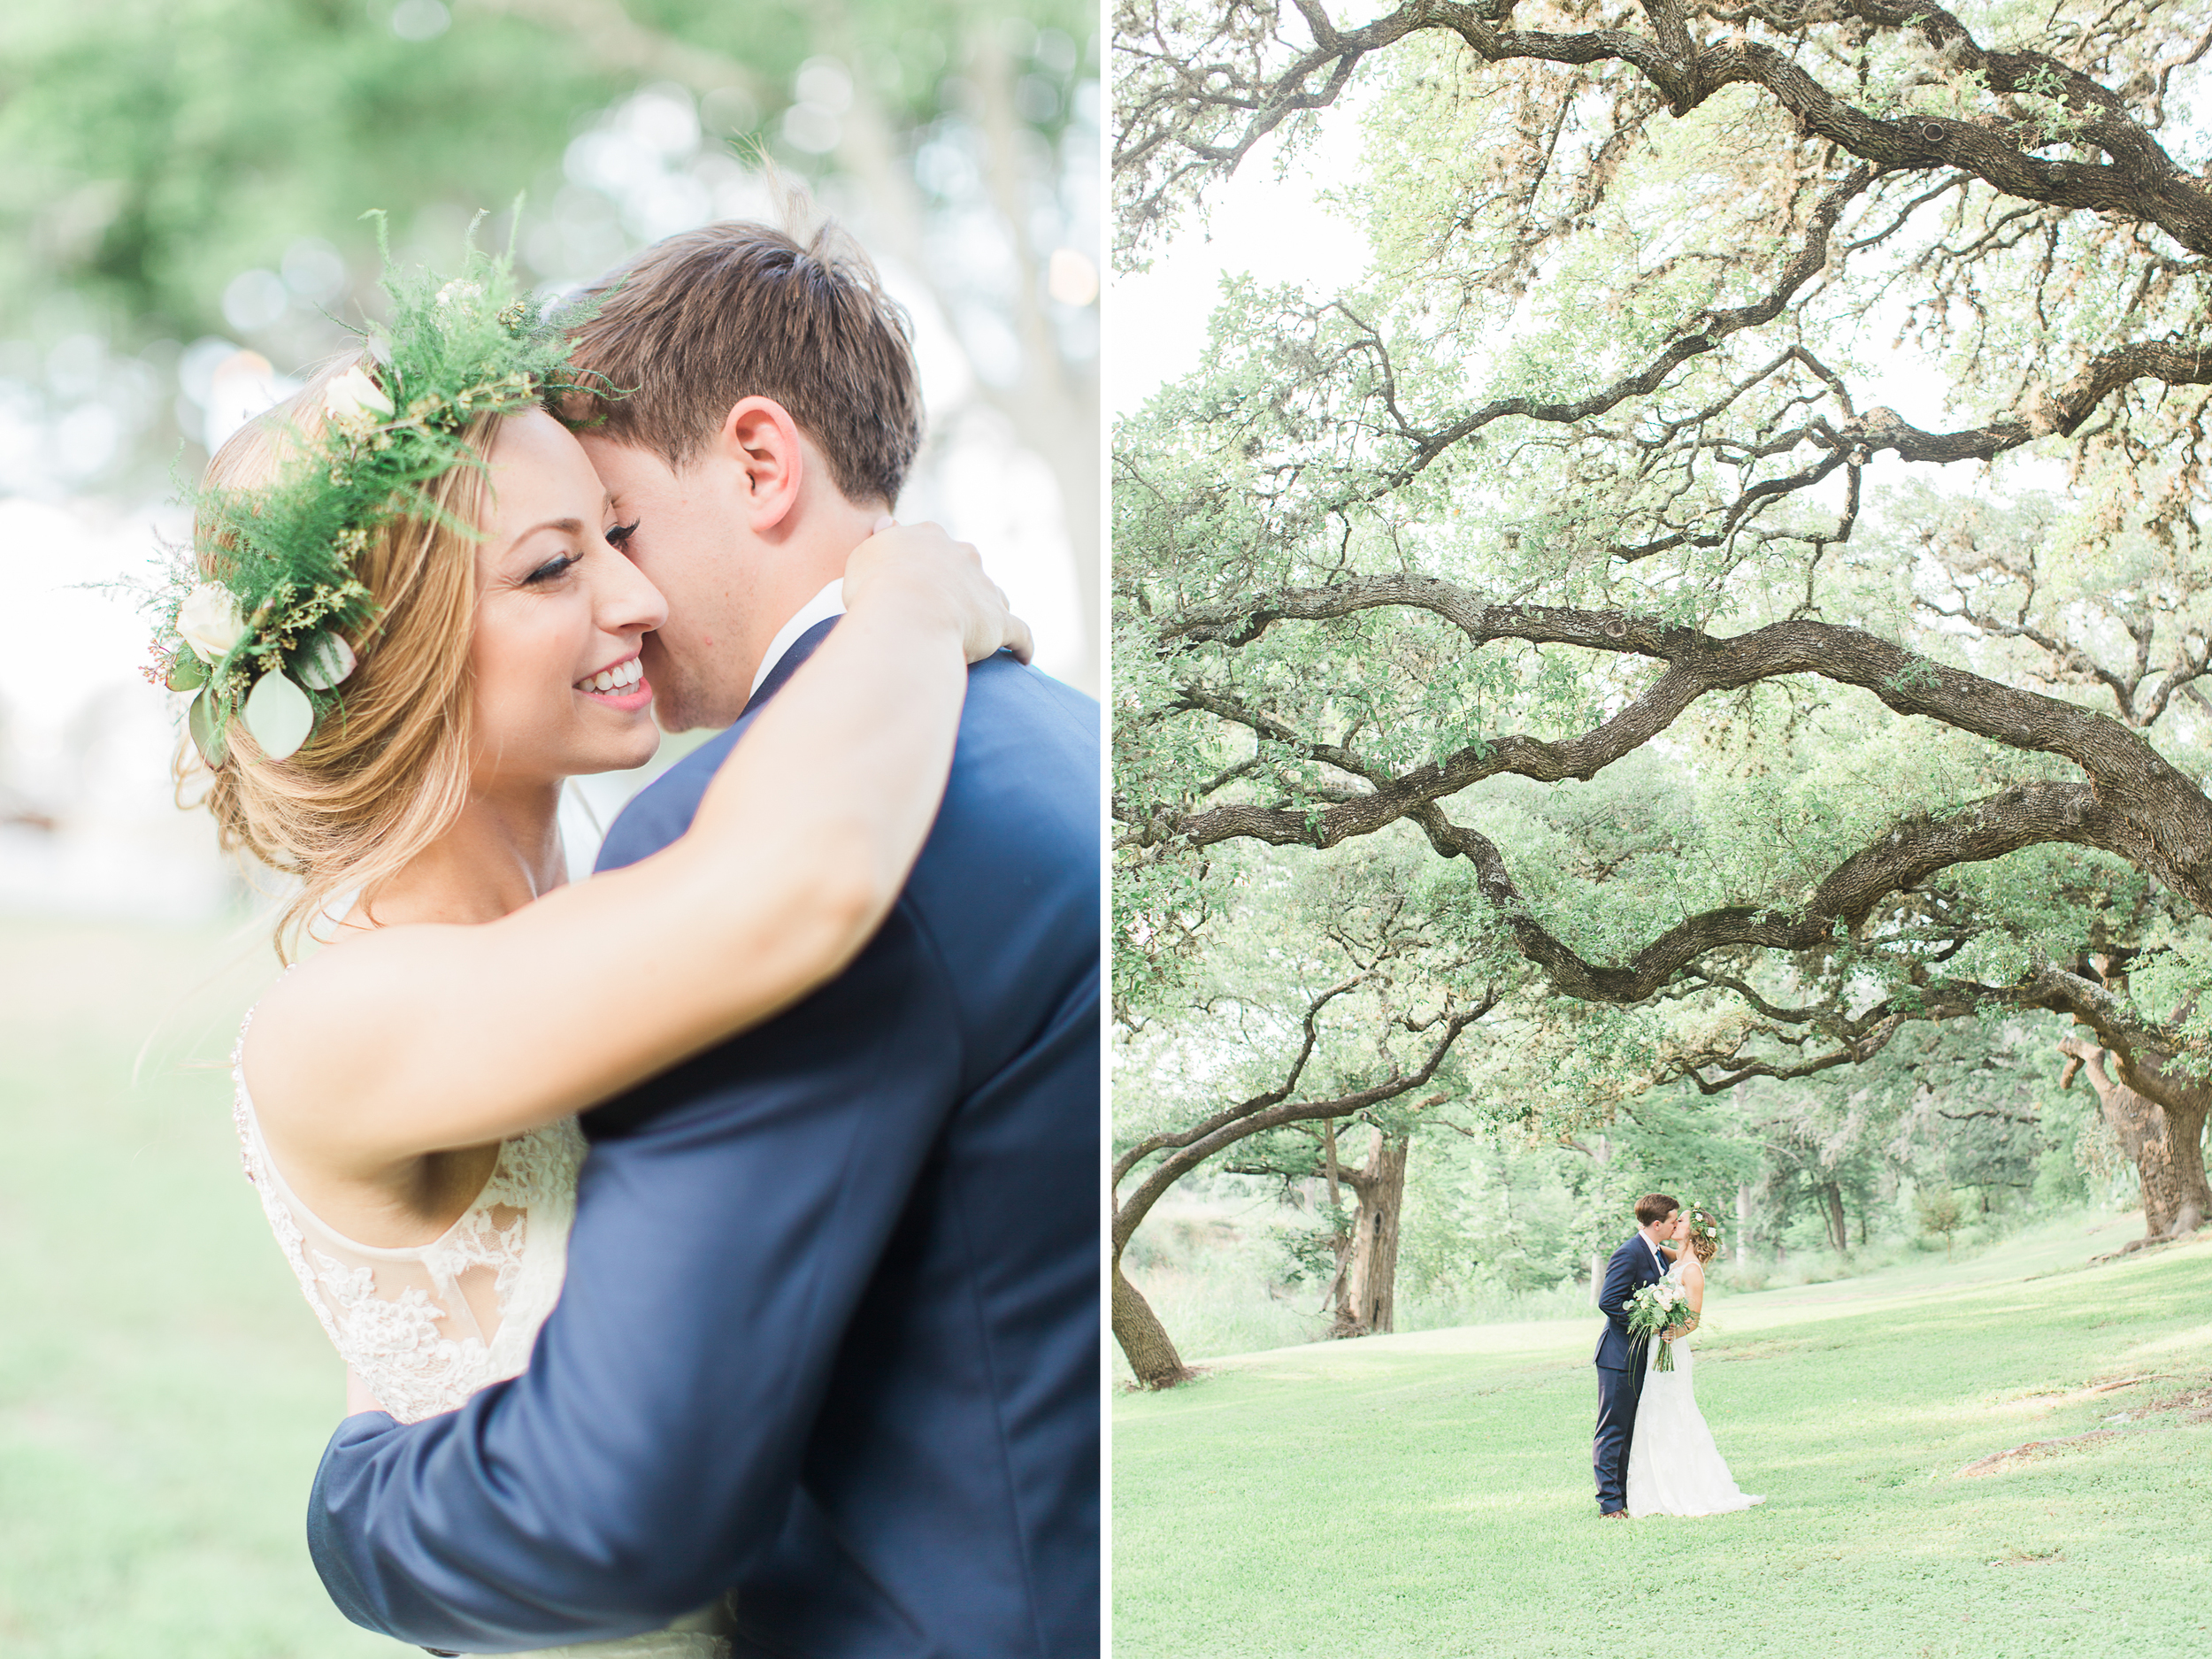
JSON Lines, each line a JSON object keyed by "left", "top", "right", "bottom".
{"left": 1598, "top": 1509, "right": 1630, "bottom": 1520}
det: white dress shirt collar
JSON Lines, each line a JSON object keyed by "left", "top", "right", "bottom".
{"left": 747, "top": 578, "right": 847, "bottom": 702}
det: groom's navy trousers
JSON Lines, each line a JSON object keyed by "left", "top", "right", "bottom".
{"left": 307, "top": 626, "right": 1100, "bottom": 1658}
{"left": 1592, "top": 1234, "right": 1664, "bottom": 1514}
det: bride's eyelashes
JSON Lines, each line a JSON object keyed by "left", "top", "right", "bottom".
{"left": 513, "top": 519, "right": 639, "bottom": 588}
{"left": 521, "top": 551, "right": 582, "bottom": 587}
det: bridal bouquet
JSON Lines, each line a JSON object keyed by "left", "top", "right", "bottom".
{"left": 1625, "top": 1278, "right": 1694, "bottom": 1371}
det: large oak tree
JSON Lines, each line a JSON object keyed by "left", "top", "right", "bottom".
{"left": 1113, "top": 0, "right": 2212, "bottom": 1245}
{"left": 1113, "top": 844, "right": 1499, "bottom": 1385}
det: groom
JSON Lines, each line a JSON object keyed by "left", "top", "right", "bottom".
{"left": 306, "top": 217, "right": 1098, "bottom": 1655}
{"left": 1592, "top": 1193, "right": 1679, "bottom": 1518}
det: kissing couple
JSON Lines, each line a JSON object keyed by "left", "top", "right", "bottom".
{"left": 1592, "top": 1194, "right": 1764, "bottom": 1520}
{"left": 168, "top": 207, "right": 1097, "bottom": 1655}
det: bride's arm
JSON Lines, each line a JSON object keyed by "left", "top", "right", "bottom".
{"left": 246, "top": 524, "right": 1025, "bottom": 1174}
{"left": 345, "top": 1366, "right": 388, "bottom": 1417}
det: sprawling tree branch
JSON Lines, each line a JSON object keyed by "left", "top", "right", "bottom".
{"left": 1112, "top": 990, "right": 1494, "bottom": 1253}
{"left": 1118, "top": 0, "right": 2212, "bottom": 257}
{"left": 1342, "top": 170, "right": 1875, "bottom": 496}
{"left": 1402, "top": 783, "right": 2137, "bottom": 1004}
{"left": 1112, "top": 970, "right": 1368, "bottom": 1187}
{"left": 1136, "top": 584, "right": 2212, "bottom": 910}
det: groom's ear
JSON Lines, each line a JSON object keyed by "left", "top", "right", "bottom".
{"left": 718, "top": 396, "right": 806, "bottom": 532}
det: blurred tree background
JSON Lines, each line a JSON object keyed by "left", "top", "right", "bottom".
{"left": 0, "top": 4, "right": 1095, "bottom": 1650}
{"left": 1, "top": 0, "right": 1099, "bottom": 688}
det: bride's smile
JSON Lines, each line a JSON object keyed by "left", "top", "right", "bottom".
{"left": 575, "top": 653, "right": 649, "bottom": 705}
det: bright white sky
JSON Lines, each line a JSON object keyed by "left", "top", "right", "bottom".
{"left": 1110, "top": 119, "right": 1372, "bottom": 417}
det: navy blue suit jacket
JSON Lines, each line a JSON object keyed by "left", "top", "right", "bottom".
{"left": 1593, "top": 1233, "right": 1667, "bottom": 1371}
{"left": 307, "top": 626, "right": 1101, "bottom": 1658}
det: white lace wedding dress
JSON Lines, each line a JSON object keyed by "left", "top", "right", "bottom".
{"left": 1624, "top": 1263, "right": 1764, "bottom": 1518}
{"left": 232, "top": 1010, "right": 728, "bottom": 1659}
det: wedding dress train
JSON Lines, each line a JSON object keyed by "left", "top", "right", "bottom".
{"left": 233, "top": 1010, "right": 727, "bottom": 1658}
{"left": 1624, "top": 1267, "right": 1763, "bottom": 1518}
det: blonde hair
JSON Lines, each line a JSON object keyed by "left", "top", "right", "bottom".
{"left": 179, "top": 356, "right": 495, "bottom": 961}
{"left": 1686, "top": 1208, "right": 1723, "bottom": 1264}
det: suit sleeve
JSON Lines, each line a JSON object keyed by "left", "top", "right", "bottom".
{"left": 306, "top": 909, "right": 965, "bottom": 1651}
{"left": 1595, "top": 1246, "right": 1641, "bottom": 1340}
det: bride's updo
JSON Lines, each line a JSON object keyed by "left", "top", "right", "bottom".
{"left": 183, "top": 357, "right": 495, "bottom": 959}
{"left": 1684, "top": 1208, "right": 1723, "bottom": 1264}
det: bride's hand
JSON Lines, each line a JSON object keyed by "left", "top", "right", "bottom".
{"left": 845, "top": 518, "right": 1034, "bottom": 666}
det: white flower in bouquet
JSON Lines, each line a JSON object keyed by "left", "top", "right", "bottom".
{"left": 1625, "top": 1277, "right": 1693, "bottom": 1371}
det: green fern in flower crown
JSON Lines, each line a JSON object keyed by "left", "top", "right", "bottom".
{"left": 151, "top": 211, "right": 601, "bottom": 767}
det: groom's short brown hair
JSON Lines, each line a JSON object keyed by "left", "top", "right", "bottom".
{"left": 1635, "top": 1193, "right": 1681, "bottom": 1226}
{"left": 561, "top": 212, "right": 923, "bottom": 507}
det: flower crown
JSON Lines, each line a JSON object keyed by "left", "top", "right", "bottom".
{"left": 152, "top": 224, "right": 592, "bottom": 767}
{"left": 1684, "top": 1208, "right": 1723, "bottom": 1244}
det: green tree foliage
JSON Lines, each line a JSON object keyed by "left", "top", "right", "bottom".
{"left": 1113, "top": 835, "right": 1504, "bottom": 1379}
{"left": 8, "top": 0, "right": 1093, "bottom": 334}
{"left": 1112, "top": 0, "right": 2212, "bottom": 1244}
{"left": 1916, "top": 1187, "right": 1965, "bottom": 1255}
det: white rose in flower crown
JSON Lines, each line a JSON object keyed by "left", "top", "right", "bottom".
{"left": 176, "top": 581, "right": 249, "bottom": 664}
{"left": 324, "top": 364, "right": 394, "bottom": 422}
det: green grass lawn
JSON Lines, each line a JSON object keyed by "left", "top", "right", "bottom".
{"left": 0, "top": 914, "right": 411, "bottom": 1657}
{"left": 1113, "top": 1210, "right": 2212, "bottom": 1659}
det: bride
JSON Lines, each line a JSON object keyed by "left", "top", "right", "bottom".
{"left": 1624, "top": 1208, "right": 1765, "bottom": 1518}
{"left": 166, "top": 257, "right": 1027, "bottom": 1655}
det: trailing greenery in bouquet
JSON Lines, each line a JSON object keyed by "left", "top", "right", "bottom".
{"left": 145, "top": 216, "right": 593, "bottom": 769}
{"left": 1624, "top": 1273, "right": 1696, "bottom": 1373}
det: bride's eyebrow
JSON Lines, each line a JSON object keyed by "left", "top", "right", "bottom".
{"left": 503, "top": 517, "right": 586, "bottom": 556}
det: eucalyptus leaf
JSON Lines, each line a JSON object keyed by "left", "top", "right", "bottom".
{"left": 243, "top": 671, "right": 315, "bottom": 762}
{"left": 295, "top": 631, "right": 357, "bottom": 691}
{"left": 186, "top": 688, "right": 226, "bottom": 769}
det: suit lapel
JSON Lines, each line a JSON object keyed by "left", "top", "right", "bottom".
{"left": 741, "top": 616, "right": 841, "bottom": 721}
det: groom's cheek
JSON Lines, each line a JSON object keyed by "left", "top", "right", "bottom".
{"left": 638, "top": 633, "right": 695, "bottom": 724}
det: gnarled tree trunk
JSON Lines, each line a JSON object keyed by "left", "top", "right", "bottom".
{"left": 1110, "top": 993, "right": 1487, "bottom": 1387}
{"left": 1819, "top": 1180, "right": 1849, "bottom": 1255}
{"left": 2058, "top": 1038, "right": 2211, "bottom": 1244}
{"left": 1329, "top": 1129, "right": 1409, "bottom": 1339}
{"left": 1112, "top": 1254, "right": 1194, "bottom": 1390}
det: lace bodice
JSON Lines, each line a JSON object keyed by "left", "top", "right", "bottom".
{"left": 231, "top": 1011, "right": 586, "bottom": 1425}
